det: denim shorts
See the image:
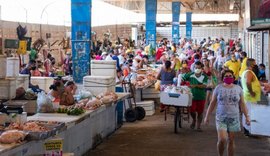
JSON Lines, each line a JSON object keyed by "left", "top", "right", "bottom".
{"left": 216, "top": 117, "right": 241, "bottom": 132}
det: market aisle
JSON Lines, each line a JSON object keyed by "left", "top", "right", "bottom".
{"left": 87, "top": 110, "right": 270, "bottom": 156}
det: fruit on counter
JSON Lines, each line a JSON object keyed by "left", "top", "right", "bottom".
{"left": 57, "top": 107, "right": 68, "bottom": 113}
{"left": 66, "top": 107, "right": 85, "bottom": 116}
{"left": 0, "top": 130, "right": 26, "bottom": 144}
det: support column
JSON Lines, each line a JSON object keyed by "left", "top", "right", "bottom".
{"left": 172, "top": 2, "right": 180, "bottom": 44}
{"left": 71, "top": 0, "right": 91, "bottom": 83}
{"left": 186, "top": 12, "right": 192, "bottom": 40}
{"left": 145, "top": 0, "right": 157, "bottom": 49}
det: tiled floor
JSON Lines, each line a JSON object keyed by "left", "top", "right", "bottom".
{"left": 87, "top": 110, "right": 270, "bottom": 156}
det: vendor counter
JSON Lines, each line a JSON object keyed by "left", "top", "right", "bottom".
{"left": 0, "top": 93, "right": 129, "bottom": 156}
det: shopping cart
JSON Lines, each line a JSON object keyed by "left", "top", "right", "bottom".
{"left": 160, "top": 91, "right": 192, "bottom": 133}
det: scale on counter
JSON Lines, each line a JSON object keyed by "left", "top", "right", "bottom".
{"left": 0, "top": 100, "right": 24, "bottom": 115}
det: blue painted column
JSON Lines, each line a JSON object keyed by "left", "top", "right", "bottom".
{"left": 172, "top": 2, "right": 180, "bottom": 44}
{"left": 71, "top": 0, "right": 91, "bottom": 83}
{"left": 145, "top": 0, "right": 157, "bottom": 49}
{"left": 186, "top": 12, "right": 192, "bottom": 40}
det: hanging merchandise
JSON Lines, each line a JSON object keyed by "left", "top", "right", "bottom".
{"left": 16, "top": 24, "right": 27, "bottom": 40}
{"left": 29, "top": 49, "right": 37, "bottom": 61}
{"left": 17, "top": 40, "right": 27, "bottom": 55}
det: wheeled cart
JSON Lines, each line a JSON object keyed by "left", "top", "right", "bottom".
{"left": 160, "top": 92, "right": 192, "bottom": 133}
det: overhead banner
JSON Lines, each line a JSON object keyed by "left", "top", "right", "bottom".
{"left": 172, "top": 2, "right": 180, "bottom": 44}
{"left": 186, "top": 12, "right": 192, "bottom": 40}
{"left": 250, "top": 0, "right": 270, "bottom": 25}
{"left": 145, "top": 0, "right": 157, "bottom": 49}
{"left": 71, "top": 0, "right": 92, "bottom": 83}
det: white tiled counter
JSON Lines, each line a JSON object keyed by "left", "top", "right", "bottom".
{"left": 0, "top": 93, "right": 129, "bottom": 156}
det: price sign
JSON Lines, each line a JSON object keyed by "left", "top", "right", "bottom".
{"left": 44, "top": 138, "right": 63, "bottom": 156}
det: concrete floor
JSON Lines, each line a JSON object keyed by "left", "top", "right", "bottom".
{"left": 87, "top": 110, "right": 270, "bottom": 156}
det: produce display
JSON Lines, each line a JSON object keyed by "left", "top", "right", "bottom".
{"left": 0, "top": 130, "right": 27, "bottom": 144}
{"left": 57, "top": 106, "right": 85, "bottom": 115}
{"left": 66, "top": 107, "right": 85, "bottom": 116}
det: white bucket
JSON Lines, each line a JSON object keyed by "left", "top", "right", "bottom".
{"left": 0, "top": 55, "right": 7, "bottom": 78}
{"left": 6, "top": 57, "right": 20, "bottom": 78}
{"left": 0, "top": 78, "right": 16, "bottom": 99}
{"left": 83, "top": 75, "right": 115, "bottom": 96}
{"left": 31, "top": 77, "right": 54, "bottom": 93}
{"left": 91, "top": 60, "right": 117, "bottom": 78}
{"left": 17, "top": 74, "right": 29, "bottom": 90}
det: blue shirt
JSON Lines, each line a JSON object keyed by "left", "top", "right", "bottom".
{"left": 160, "top": 68, "right": 176, "bottom": 85}
{"left": 112, "top": 55, "right": 121, "bottom": 71}
{"left": 20, "top": 67, "right": 31, "bottom": 86}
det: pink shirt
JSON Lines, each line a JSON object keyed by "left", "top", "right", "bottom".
{"left": 95, "top": 55, "right": 102, "bottom": 60}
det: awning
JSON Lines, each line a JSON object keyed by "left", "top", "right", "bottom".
{"left": 247, "top": 24, "right": 270, "bottom": 31}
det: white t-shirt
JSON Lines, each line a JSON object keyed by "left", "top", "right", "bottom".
{"left": 118, "top": 55, "right": 125, "bottom": 65}
{"left": 216, "top": 55, "right": 226, "bottom": 66}
{"left": 105, "top": 55, "right": 113, "bottom": 61}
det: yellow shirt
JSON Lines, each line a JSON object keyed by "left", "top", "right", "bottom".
{"left": 241, "top": 70, "right": 261, "bottom": 102}
{"left": 239, "top": 57, "right": 247, "bottom": 78}
{"left": 213, "top": 43, "right": 220, "bottom": 52}
{"left": 224, "top": 60, "right": 241, "bottom": 80}
{"left": 174, "top": 58, "right": 181, "bottom": 71}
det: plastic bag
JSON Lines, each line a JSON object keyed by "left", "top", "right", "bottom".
{"left": 155, "top": 80, "right": 160, "bottom": 91}
{"left": 37, "top": 92, "right": 54, "bottom": 113}
{"left": 78, "top": 89, "right": 93, "bottom": 99}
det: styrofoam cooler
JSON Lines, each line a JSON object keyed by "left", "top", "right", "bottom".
{"left": 160, "top": 92, "right": 192, "bottom": 107}
{"left": 31, "top": 77, "right": 54, "bottom": 93}
{"left": 6, "top": 57, "right": 20, "bottom": 77}
{"left": 0, "top": 55, "right": 7, "bottom": 78}
{"left": 17, "top": 74, "right": 29, "bottom": 90}
{"left": 0, "top": 78, "right": 16, "bottom": 99}
{"left": 133, "top": 100, "right": 155, "bottom": 116}
{"left": 91, "top": 60, "right": 117, "bottom": 78}
{"left": 83, "top": 75, "right": 116, "bottom": 96}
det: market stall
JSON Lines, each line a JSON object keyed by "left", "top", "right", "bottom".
{"left": 0, "top": 93, "right": 129, "bottom": 156}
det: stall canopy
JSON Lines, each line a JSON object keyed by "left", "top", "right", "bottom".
{"left": 247, "top": 24, "right": 270, "bottom": 31}
{"left": 0, "top": 0, "right": 239, "bottom": 26}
